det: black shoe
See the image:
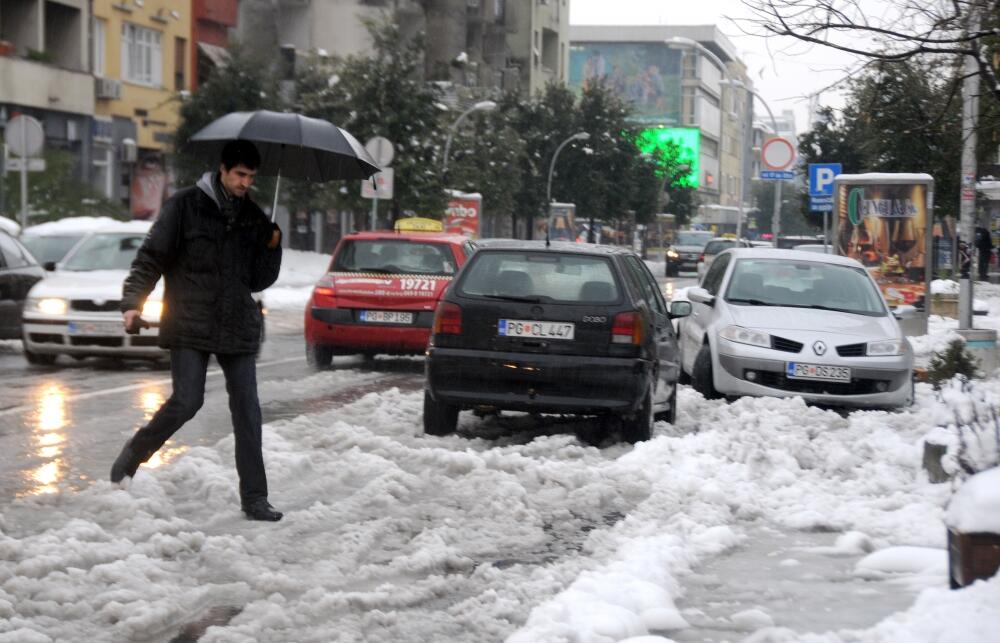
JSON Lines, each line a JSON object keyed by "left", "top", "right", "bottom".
{"left": 242, "top": 499, "right": 283, "bottom": 522}
{"left": 110, "top": 439, "right": 142, "bottom": 483}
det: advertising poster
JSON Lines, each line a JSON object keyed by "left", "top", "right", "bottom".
{"left": 547, "top": 203, "right": 577, "bottom": 242}
{"left": 569, "top": 43, "right": 682, "bottom": 126}
{"left": 444, "top": 194, "right": 481, "bottom": 239}
{"left": 835, "top": 179, "right": 932, "bottom": 307}
{"left": 129, "top": 155, "right": 168, "bottom": 220}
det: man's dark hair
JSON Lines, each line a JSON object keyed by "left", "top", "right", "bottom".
{"left": 220, "top": 140, "right": 261, "bottom": 171}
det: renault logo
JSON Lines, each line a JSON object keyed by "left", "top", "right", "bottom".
{"left": 813, "top": 340, "right": 827, "bottom": 356}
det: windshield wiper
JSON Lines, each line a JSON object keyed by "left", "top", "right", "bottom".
{"left": 481, "top": 294, "right": 543, "bottom": 303}
{"left": 778, "top": 303, "right": 880, "bottom": 316}
{"left": 727, "top": 297, "right": 772, "bottom": 306}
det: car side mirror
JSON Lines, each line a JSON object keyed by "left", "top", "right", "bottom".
{"left": 43, "top": 261, "right": 57, "bottom": 272}
{"left": 687, "top": 287, "right": 715, "bottom": 307}
{"left": 669, "top": 300, "right": 692, "bottom": 318}
{"left": 893, "top": 304, "right": 918, "bottom": 320}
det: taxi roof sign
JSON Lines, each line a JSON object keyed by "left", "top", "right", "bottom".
{"left": 394, "top": 217, "right": 444, "bottom": 233}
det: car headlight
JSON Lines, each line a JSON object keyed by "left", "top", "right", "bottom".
{"left": 719, "top": 325, "right": 771, "bottom": 348}
{"left": 866, "top": 339, "right": 908, "bottom": 356}
{"left": 666, "top": 249, "right": 680, "bottom": 259}
{"left": 141, "top": 300, "right": 163, "bottom": 320}
{"left": 28, "top": 297, "right": 68, "bottom": 315}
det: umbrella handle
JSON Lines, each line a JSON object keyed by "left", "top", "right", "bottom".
{"left": 271, "top": 171, "right": 281, "bottom": 223}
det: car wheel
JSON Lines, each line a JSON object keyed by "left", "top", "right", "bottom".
{"left": 621, "top": 382, "right": 653, "bottom": 444}
{"left": 423, "top": 390, "right": 458, "bottom": 436}
{"left": 667, "top": 264, "right": 679, "bottom": 277}
{"left": 306, "top": 342, "right": 334, "bottom": 370}
{"left": 692, "top": 344, "right": 721, "bottom": 400}
{"left": 24, "top": 349, "right": 57, "bottom": 366}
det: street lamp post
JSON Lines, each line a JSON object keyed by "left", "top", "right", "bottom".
{"left": 667, "top": 37, "right": 739, "bottom": 235}
{"left": 441, "top": 100, "right": 497, "bottom": 175}
{"left": 545, "top": 131, "right": 590, "bottom": 242}
{"left": 546, "top": 131, "right": 590, "bottom": 204}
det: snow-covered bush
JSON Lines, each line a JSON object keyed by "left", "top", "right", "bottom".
{"left": 927, "top": 338, "right": 980, "bottom": 389}
{"left": 933, "top": 378, "right": 1000, "bottom": 481}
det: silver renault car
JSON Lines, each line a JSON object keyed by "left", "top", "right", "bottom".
{"left": 677, "top": 248, "right": 914, "bottom": 408}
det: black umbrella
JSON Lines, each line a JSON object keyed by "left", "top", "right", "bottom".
{"left": 187, "top": 110, "right": 381, "bottom": 219}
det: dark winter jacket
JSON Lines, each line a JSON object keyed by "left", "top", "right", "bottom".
{"left": 121, "top": 172, "right": 282, "bottom": 354}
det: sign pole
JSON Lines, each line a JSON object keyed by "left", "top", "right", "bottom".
{"left": 19, "top": 119, "right": 29, "bottom": 229}
{"left": 370, "top": 193, "right": 378, "bottom": 231}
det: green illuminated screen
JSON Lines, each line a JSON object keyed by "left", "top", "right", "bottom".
{"left": 635, "top": 127, "right": 700, "bottom": 188}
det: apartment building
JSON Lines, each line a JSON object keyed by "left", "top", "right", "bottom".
{"left": 0, "top": 0, "right": 94, "bottom": 202}
{"left": 193, "top": 0, "right": 238, "bottom": 90}
{"left": 236, "top": 0, "right": 570, "bottom": 102}
{"left": 91, "top": 0, "right": 192, "bottom": 218}
{"left": 568, "top": 24, "right": 753, "bottom": 229}
{"left": 1, "top": 1, "right": 193, "bottom": 219}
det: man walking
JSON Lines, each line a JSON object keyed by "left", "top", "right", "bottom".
{"left": 111, "top": 140, "right": 284, "bottom": 522}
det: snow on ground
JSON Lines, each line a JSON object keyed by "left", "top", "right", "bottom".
{"left": 263, "top": 249, "right": 331, "bottom": 311}
{"left": 3, "top": 374, "right": 1000, "bottom": 641}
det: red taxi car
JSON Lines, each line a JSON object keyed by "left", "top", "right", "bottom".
{"left": 305, "top": 230, "right": 475, "bottom": 367}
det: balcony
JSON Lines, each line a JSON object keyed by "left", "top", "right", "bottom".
{"left": 0, "top": 55, "right": 94, "bottom": 115}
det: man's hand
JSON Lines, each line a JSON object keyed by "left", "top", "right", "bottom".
{"left": 123, "top": 309, "right": 150, "bottom": 335}
{"left": 256, "top": 222, "right": 281, "bottom": 249}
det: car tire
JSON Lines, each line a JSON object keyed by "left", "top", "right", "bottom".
{"left": 692, "top": 344, "right": 721, "bottom": 400}
{"left": 24, "top": 349, "right": 57, "bottom": 366}
{"left": 666, "top": 264, "right": 679, "bottom": 277}
{"left": 621, "top": 382, "right": 653, "bottom": 444}
{"left": 423, "top": 390, "right": 458, "bottom": 436}
{"left": 306, "top": 343, "right": 334, "bottom": 370}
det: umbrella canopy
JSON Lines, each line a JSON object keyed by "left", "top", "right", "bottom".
{"left": 186, "top": 110, "right": 380, "bottom": 182}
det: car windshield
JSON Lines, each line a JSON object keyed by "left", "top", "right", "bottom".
{"left": 703, "top": 240, "right": 737, "bottom": 255}
{"left": 20, "top": 234, "right": 85, "bottom": 264}
{"left": 333, "top": 239, "right": 456, "bottom": 276}
{"left": 724, "top": 258, "right": 887, "bottom": 316}
{"left": 61, "top": 233, "right": 146, "bottom": 271}
{"left": 676, "top": 232, "right": 714, "bottom": 247}
{"left": 459, "top": 251, "right": 620, "bottom": 303}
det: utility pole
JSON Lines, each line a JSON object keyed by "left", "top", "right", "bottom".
{"left": 958, "top": 7, "right": 980, "bottom": 329}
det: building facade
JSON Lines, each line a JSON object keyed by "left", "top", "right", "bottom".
{"left": 192, "top": 0, "right": 238, "bottom": 90}
{"left": 568, "top": 24, "right": 753, "bottom": 229}
{"left": 91, "top": 0, "right": 192, "bottom": 218}
{"left": 1, "top": 0, "right": 194, "bottom": 221}
{"left": 236, "top": 0, "right": 569, "bottom": 103}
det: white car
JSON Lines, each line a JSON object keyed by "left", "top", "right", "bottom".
{"left": 678, "top": 248, "right": 914, "bottom": 409}
{"left": 21, "top": 222, "right": 166, "bottom": 364}
{"left": 696, "top": 237, "right": 753, "bottom": 282}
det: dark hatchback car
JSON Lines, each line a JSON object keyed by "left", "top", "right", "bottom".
{"left": 0, "top": 230, "right": 45, "bottom": 339}
{"left": 423, "top": 240, "right": 691, "bottom": 443}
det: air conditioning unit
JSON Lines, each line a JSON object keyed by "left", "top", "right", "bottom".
{"left": 119, "top": 138, "right": 137, "bottom": 163}
{"left": 95, "top": 77, "right": 122, "bottom": 100}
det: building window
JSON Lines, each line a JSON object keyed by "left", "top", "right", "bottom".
{"left": 494, "top": 0, "right": 505, "bottom": 21}
{"left": 175, "top": 37, "right": 186, "bottom": 90}
{"left": 92, "top": 18, "right": 106, "bottom": 76}
{"left": 121, "top": 23, "right": 162, "bottom": 86}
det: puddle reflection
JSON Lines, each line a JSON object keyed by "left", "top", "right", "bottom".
{"left": 24, "top": 383, "right": 69, "bottom": 496}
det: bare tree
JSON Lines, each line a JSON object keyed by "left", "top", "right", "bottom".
{"left": 739, "top": 0, "right": 1000, "bottom": 104}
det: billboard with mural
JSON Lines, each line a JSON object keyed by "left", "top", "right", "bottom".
{"left": 833, "top": 174, "right": 934, "bottom": 311}
{"left": 569, "top": 43, "right": 682, "bottom": 126}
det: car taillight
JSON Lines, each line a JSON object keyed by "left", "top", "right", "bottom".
{"left": 313, "top": 273, "right": 336, "bottom": 302}
{"left": 699, "top": 252, "right": 705, "bottom": 262}
{"left": 611, "top": 311, "right": 643, "bottom": 345}
{"left": 433, "top": 302, "right": 462, "bottom": 335}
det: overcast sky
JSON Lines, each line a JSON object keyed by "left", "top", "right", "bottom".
{"left": 570, "top": 0, "right": 864, "bottom": 135}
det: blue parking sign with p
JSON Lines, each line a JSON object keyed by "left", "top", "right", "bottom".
{"left": 808, "top": 163, "right": 841, "bottom": 197}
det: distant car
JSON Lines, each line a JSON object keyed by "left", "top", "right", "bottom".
{"left": 696, "top": 237, "right": 753, "bottom": 282}
{"left": 0, "top": 229, "right": 45, "bottom": 340}
{"left": 664, "top": 230, "right": 715, "bottom": 277}
{"left": 677, "top": 248, "right": 914, "bottom": 409}
{"left": 423, "top": 240, "right": 692, "bottom": 443}
{"left": 304, "top": 231, "right": 476, "bottom": 367}
{"left": 19, "top": 216, "right": 123, "bottom": 266}
{"left": 775, "top": 235, "right": 824, "bottom": 250}
{"left": 20, "top": 222, "right": 167, "bottom": 364}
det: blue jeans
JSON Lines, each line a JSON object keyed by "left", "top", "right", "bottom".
{"left": 128, "top": 347, "right": 268, "bottom": 504}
